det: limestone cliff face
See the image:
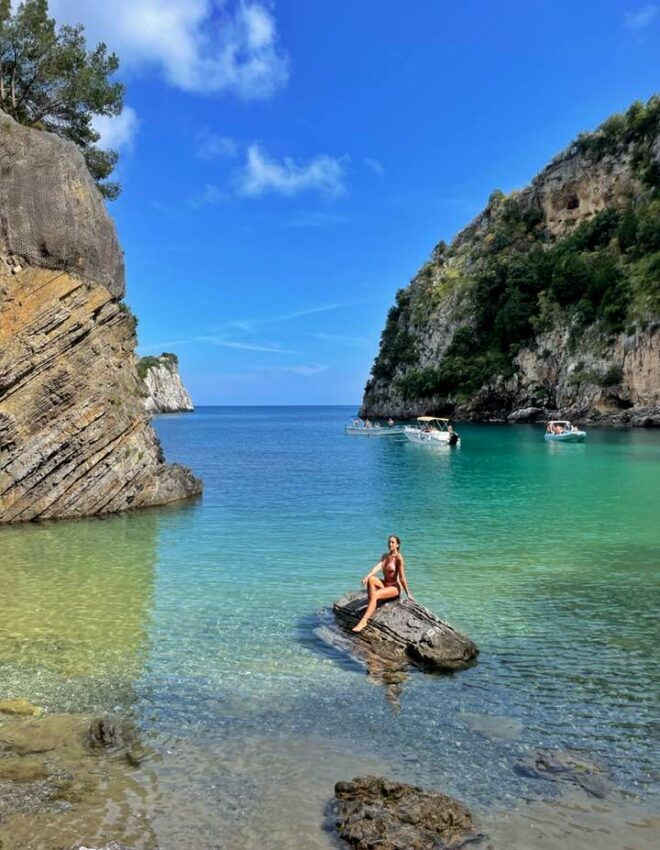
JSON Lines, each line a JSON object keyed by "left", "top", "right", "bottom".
{"left": 139, "top": 353, "right": 194, "bottom": 414}
{"left": 362, "top": 99, "right": 660, "bottom": 425}
{"left": 0, "top": 111, "right": 201, "bottom": 523}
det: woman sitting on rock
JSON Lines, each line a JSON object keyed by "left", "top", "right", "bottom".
{"left": 352, "top": 535, "right": 413, "bottom": 632}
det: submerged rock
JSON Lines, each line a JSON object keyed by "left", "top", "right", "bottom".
{"left": 0, "top": 697, "right": 43, "bottom": 717}
{"left": 458, "top": 712, "right": 523, "bottom": 743}
{"left": 333, "top": 592, "right": 478, "bottom": 672}
{"left": 333, "top": 775, "right": 479, "bottom": 850}
{"left": 514, "top": 749, "right": 610, "bottom": 798}
{"left": 86, "top": 715, "right": 134, "bottom": 752}
{"left": 74, "top": 844, "right": 132, "bottom": 850}
{"left": 0, "top": 711, "right": 155, "bottom": 850}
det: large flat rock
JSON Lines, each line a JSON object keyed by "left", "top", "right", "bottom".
{"left": 333, "top": 591, "right": 478, "bottom": 672}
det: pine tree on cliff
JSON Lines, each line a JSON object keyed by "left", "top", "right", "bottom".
{"left": 0, "top": 0, "right": 124, "bottom": 199}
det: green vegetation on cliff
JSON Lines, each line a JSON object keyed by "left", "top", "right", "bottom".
{"left": 366, "top": 96, "right": 660, "bottom": 406}
{"left": 137, "top": 353, "right": 179, "bottom": 380}
{"left": 0, "top": 0, "right": 124, "bottom": 199}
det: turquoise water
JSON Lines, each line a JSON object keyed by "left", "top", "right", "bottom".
{"left": 1, "top": 406, "right": 659, "bottom": 845}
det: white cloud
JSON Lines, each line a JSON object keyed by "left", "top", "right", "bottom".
{"left": 254, "top": 363, "right": 329, "bottom": 376}
{"left": 287, "top": 363, "right": 328, "bottom": 377}
{"left": 196, "top": 128, "right": 238, "bottom": 159}
{"left": 214, "top": 302, "right": 355, "bottom": 333}
{"left": 189, "top": 183, "right": 231, "bottom": 208}
{"left": 92, "top": 106, "right": 138, "bottom": 150}
{"left": 624, "top": 4, "right": 658, "bottom": 28}
{"left": 49, "top": 1, "right": 289, "bottom": 98}
{"left": 236, "top": 144, "right": 347, "bottom": 199}
{"left": 364, "top": 157, "right": 384, "bottom": 176}
{"left": 198, "top": 337, "right": 297, "bottom": 353}
{"left": 309, "top": 332, "right": 370, "bottom": 345}
{"left": 140, "top": 334, "right": 295, "bottom": 354}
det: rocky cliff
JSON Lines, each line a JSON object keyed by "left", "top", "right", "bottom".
{"left": 0, "top": 110, "right": 201, "bottom": 523}
{"left": 362, "top": 97, "right": 660, "bottom": 426}
{"left": 138, "top": 353, "right": 194, "bottom": 414}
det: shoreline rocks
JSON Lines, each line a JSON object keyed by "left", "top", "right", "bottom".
{"left": 334, "top": 775, "right": 480, "bottom": 850}
{"left": 333, "top": 592, "right": 479, "bottom": 672}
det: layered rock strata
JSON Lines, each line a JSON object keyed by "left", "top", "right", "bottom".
{"left": 138, "top": 353, "right": 194, "bottom": 413}
{"left": 0, "top": 110, "right": 201, "bottom": 523}
{"left": 333, "top": 592, "right": 479, "bottom": 672}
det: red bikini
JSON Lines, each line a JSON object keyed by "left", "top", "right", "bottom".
{"left": 382, "top": 554, "right": 400, "bottom": 593}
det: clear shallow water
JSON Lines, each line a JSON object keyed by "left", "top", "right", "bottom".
{"left": 1, "top": 406, "right": 659, "bottom": 846}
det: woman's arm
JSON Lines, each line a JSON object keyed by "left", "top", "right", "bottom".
{"left": 397, "top": 556, "right": 414, "bottom": 599}
{"left": 361, "top": 558, "right": 384, "bottom": 586}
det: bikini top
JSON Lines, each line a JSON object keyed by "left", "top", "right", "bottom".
{"left": 382, "top": 554, "right": 399, "bottom": 584}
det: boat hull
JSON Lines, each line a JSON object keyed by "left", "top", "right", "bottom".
{"left": 345, "top": 426, "right": 405, "bottom": 436}
{"left": 404, "top": 427, "right": 459, "bottom": 445}
{"left": 544, "top": 432, "right": 586, "bottom": 442}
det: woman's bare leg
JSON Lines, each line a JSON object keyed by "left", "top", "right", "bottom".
{"left": 352, "top": 582, "right": 399, "bottom": 632}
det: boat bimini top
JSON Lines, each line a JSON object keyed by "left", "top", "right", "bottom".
{"left": 416, "top": 416, "right": 451, "bottom": 428}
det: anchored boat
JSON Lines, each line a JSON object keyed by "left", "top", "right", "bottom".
{"left": 404, "top": 417, "right": 460, "bottom": 445}
{"left": 544, "top": 420, "right": 587, "bottom": 442}
{"left": 345, "top": 420, "right": 405, "bottom": 436}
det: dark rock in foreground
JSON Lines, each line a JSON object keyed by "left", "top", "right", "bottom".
{"left": 514, "top": 749, "right": 610, "bottom": 798}
{"left": 334, "top": 775, "right": 480, "bottom": 850}
{"left": 333, "top": 592, "right": 478, "bottom": 672}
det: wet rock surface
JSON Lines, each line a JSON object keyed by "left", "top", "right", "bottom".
{"left": 514, "top": 749, "right": 611, "bottom": 799}
{"left": 333, "top": 775, "right": 480, "bottom": 850}
{"left": 333, "top": 592, "right": 479, "bottom": 672}
{"left": 0, "top": 697, "right": 43, "bottom": 717}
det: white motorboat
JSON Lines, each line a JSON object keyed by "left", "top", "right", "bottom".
{"left": 404, "top": 417, "right": 460, "bottom": 445}
{"left": 544, "top": 420, "right": 587, "bottom": 442}
{"left": 344, "top": 420, "right": 405, "bottom": 436}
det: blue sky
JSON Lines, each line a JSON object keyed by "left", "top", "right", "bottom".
{"left": 50, "top": 1, "right": 659, "bottom": 405}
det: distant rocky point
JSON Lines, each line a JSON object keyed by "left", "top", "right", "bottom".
{"left": 0, "top": 109, "right": 201, "bottom": 523}
{"left": 138, "top": 353, "right": 194, "bottom": 414}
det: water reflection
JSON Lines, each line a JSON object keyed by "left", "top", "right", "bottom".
{"left": 308, "top": 611, "right": 410, "bottom": 712}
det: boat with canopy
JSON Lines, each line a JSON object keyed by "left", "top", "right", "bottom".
{"left": 404, "top": 417, "right": 460, "bottom": 445}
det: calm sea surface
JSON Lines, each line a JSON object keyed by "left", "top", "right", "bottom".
{"left": 1, "top": 406, "right": 659, "bottom": 847}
